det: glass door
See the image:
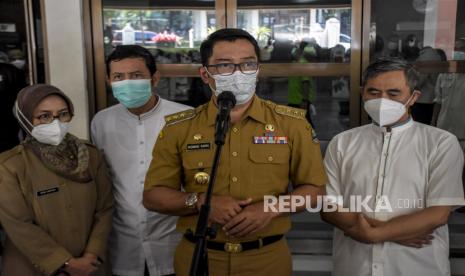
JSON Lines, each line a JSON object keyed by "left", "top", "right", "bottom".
{"left": 0, "top": 0, "right": 45, "bottom": 153}
{"left": 90, "top": 0, "right": 363, "bottom": 143}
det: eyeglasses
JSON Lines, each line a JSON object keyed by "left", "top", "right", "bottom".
{"left": 35, "top": 110, "right": 72, "bottom": 124}
{"left": 206, "top": 61, "right": 259, "bottom": 76}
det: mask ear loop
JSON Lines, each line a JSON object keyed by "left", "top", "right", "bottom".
{"left": 14, "top": 101, "right": 34, "bottom": 136}
{"left": 204, "top": 66, "right": 219, "bottom": 94}
{"left": 404, "top": 90, "right": 419, "bottom": 107}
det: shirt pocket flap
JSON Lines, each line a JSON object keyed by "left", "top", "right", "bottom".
{"left": 182, "top": 151, "right": 214, "bottom": 170}
{"left": 249, "top": 147, "right": 290, "bottom": 164}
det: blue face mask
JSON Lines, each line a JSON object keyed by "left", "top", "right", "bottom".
{"left": 111, "top": 79, "right": 152, "bottom": 108}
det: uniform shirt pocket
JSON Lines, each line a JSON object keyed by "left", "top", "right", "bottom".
{"left": 182, "top": 151, "right": 213, "bottom": 193}
{"left": 246, "top": 146, "right": 290, "bottom": 197}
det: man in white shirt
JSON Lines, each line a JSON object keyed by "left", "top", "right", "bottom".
{"left": 322, "top": 57, "right": 465, "bottom": 276}
{"left": 91, "top": 45, "right": 190, "bottom": 276}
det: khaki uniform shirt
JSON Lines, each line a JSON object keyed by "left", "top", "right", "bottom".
{"left": 144, "top": 95, "right": 327, "bottom": 242}
{"left": 0, "top": 142, "right": 114, "bottom": 276}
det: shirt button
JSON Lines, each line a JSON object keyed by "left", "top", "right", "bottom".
{"left": 232, "top": 176, "right": 238, "bottom": 182}
{"left": 232, "top": 151, "right": 238, "bottom": 157}
{"left": 140, "top": 181, "right": 144, "bottom": 184}
{"left": 140, "top": 141, "right": 144, "bottom": 145}
{"left": 267, "top": 156, "right": 274, "bottom": 162}
{"left": 232, "top": 127, "right": 238, "bottom": 133}
{"left": 140, "top": 161, "right": 144, "bottom": 164}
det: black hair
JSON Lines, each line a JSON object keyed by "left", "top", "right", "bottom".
{"left": 361, "top": 57, "right": 419, "bottom": 92}
{"left": 106, "top": 45, "right": 157, "bottom": 76}
{"left": 200, "top": 28, "right": 260, "bottom": 66}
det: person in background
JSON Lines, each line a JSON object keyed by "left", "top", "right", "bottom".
{"left": 322, "top": 58, "right": 465, "bottom": 276}
{"left": 0, "top": 84, "right": 113, "bottom": 276}
{"left": 410, "top": 46, "right": 442, "bottom": 124}
{"left": 288, "top": 41, "right": 318, "bottom": 126}
{"left": 432, "top": 40, "right": 465, "bottom": 189}
{"left": 7, "top": 49, "right": 26, "bottom": 71}
{"left": 0, "top": 62, "right": 26, "bottom": 152}
{"left": 402, "top": 34, "right": 420, "bottom": 61}
{"left": 91, "top": 45, "right": 190, "bottom": 276}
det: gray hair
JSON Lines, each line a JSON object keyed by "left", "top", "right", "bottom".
{"left": 361, "top": 57, "right": 419, "bottom": 92}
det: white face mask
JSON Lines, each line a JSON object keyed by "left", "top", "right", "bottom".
{"left": 364, "top": 95, "right": 414, "bottom": 127}
{"left": 10, "top": 59, "right": 26, "bottom": 69}
{"left": 31, "top": 119, "right": 69, "bottom": 146}
{"left": 208, "top": 70, "right": 258, "bottom": 105}
{"left": 14, "top": 102, "right": 69, "bottom": 146}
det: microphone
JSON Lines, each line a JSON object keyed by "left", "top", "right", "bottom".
{"left": 215, "top": 91, "right": 236, "bottom": 145}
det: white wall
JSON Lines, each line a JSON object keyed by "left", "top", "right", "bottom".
{"left": 42, "top": 0, "right": 89, "bottom": 139}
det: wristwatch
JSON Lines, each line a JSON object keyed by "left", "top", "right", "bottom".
{"left": 185, "top": 192, "right": 199, "bottom": 209}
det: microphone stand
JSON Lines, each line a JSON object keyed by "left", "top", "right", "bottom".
{"left": 189, "top": 102, "right": 232, "bottom": 276}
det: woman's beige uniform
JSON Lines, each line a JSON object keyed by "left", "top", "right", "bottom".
{"left": 0, "top": 142, "right": 114, "bottom": 276}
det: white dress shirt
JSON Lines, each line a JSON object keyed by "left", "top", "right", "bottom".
{"left": 91, "top": 97, "right": 190, "bottom": 276}
{"left": 324, "top": 119, "right": 465, "bottom": 276}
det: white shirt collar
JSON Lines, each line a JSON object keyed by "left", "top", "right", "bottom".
{"left": 371, "top": 117, "right": 414, "bottom": 134}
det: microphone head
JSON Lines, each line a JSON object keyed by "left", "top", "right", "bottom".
{"left": 217, "top": 91, "right": 236, "bottom": 107}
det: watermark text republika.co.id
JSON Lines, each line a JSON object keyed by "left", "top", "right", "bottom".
{"left": 263, "top": 195, "right": 424, "bottom": 213}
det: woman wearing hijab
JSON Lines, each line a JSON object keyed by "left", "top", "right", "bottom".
{"left": 0, "top": 84, "right": 114, "bottom": 276}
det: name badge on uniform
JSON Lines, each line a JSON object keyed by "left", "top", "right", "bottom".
{"left": 37, "top": 187, "right": 59, "bottom": 197}
{"left": 187, "top": 143, "right": 211, "bottom": 151}
{"left": 253, "top": 136, "right": 288, "bottom": 144}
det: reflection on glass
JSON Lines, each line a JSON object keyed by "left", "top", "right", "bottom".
{"left": 371, "top": 0, "right": 464, "bottom": 130}
{"left": 433, "top": 73, "right": 465, "bottom": 153}
{"left": 102, "top": 8, "right": 216, "bottom": 63}
{"left": 371, "top": 0, "right": 465, "bottom": 61}
{"left": 0, "top": 0, "right": 44, "bottom": 152}
{"left": 237, "top": 8, "right": 351, "bottom": 63}
{"left": 256, "top": 76, "right": 350, "bottom": 143}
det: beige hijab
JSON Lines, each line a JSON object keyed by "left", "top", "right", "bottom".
{"left": 15, "top": 84, "right": 91, "bottom": 182}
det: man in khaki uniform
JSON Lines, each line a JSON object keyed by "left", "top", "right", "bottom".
{"left": 143, "top": 28, "right": 327, "bottom": 276}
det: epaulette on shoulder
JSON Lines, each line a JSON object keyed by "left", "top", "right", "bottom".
{"left": 274, "top": 104, "right": 306, "bottom": 120}
{"left": 164, "top": 109, "right": 197, "bottom": 126}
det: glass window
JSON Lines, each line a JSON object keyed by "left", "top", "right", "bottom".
{"left": 0, "top": 0, "right": 44, "bottom": 152}
{"left": 370, "top": 0, "right": 465, "bottom": 62}
{"left": 102, "top": 0, "right": 216, "bottom": 63}
{"left": 237, "top": 7, "right": 352, "bottom": 63}
{"left": 101, "top": 0, "right": 217, "bottom": 107}
{"left": 370, "top": 0, "right": 465, "bottom": 149}
{"left": 256, "top": 76, "right": 350, "bottom": 145}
